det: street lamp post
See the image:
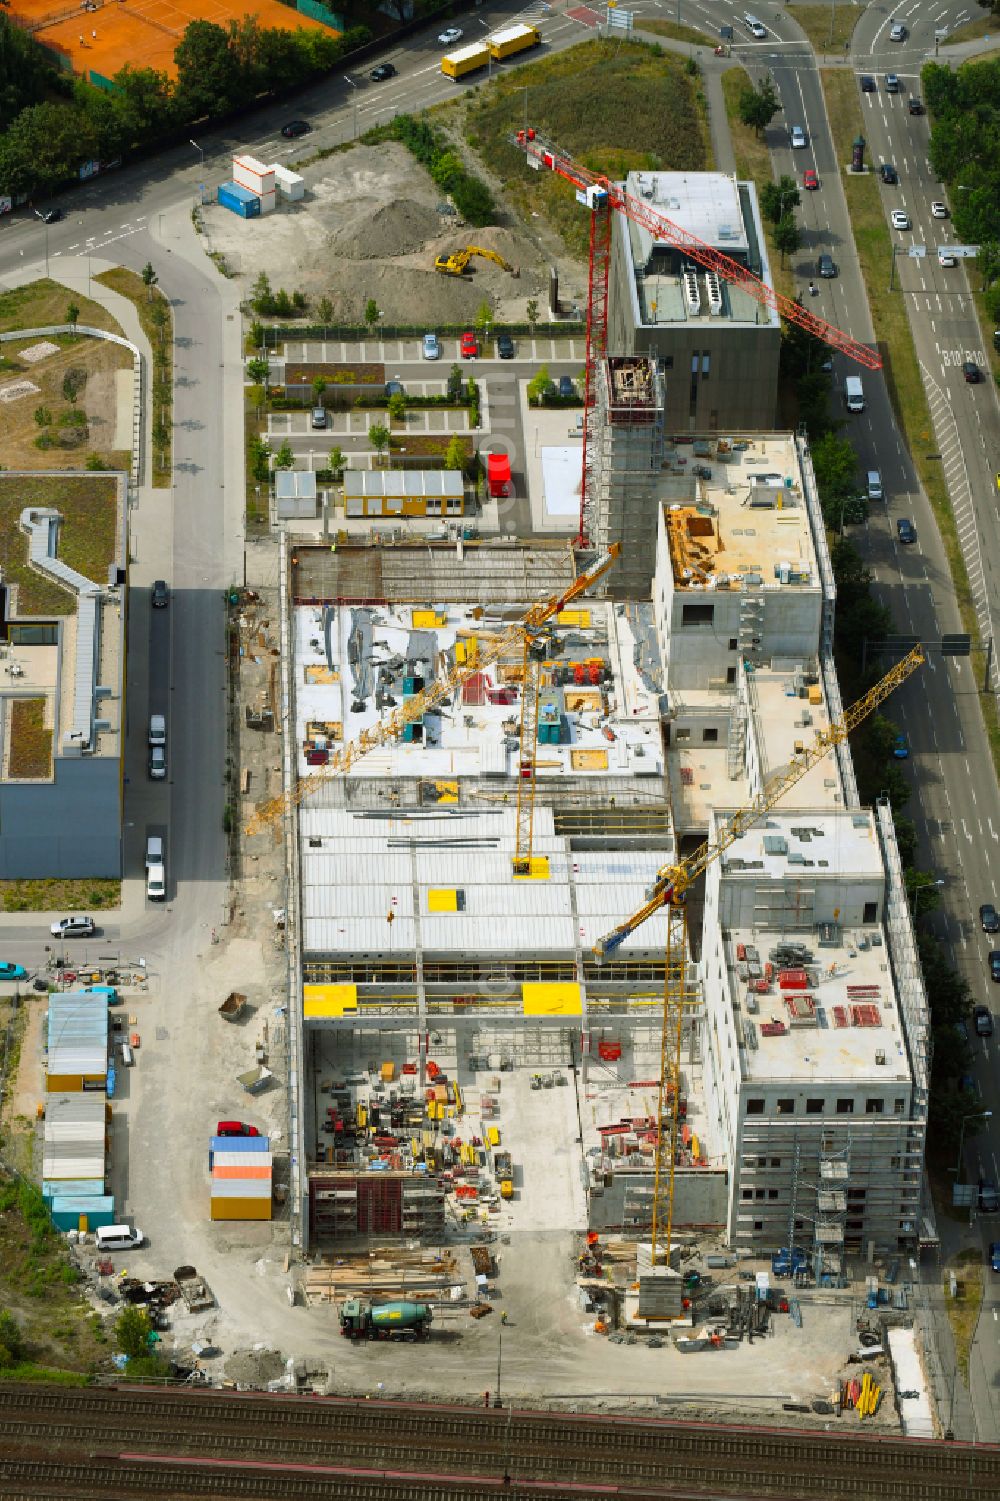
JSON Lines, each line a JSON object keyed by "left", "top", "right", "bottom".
{"left": 908, "top": 877, "right": 944, "bottom": 920}
{"left": 189, "top": 138, "right": 204, "bottom": 169}
{"left": 344, "top": 75, "right": 358, "bottom": 139}
{"left": 478, "top": 20, "right": 493, "bottom": 80}
{"left": 956, "top": 1109, "right": 992, "bottom": 1181}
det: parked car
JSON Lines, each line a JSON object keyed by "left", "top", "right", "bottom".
{"left": 878, "top": 162, "right": 898, "bottom": 185}
{"left": 890, "top": 209, "right": 910, "bottom": 230}
{"left": 438, "top": 27, "right": 463, "bottom": 44}
{"left": 931, "top": 201, "right": 949, "bottom": 218}
{"left": 460, "top": 331, "right": 478, "bottom": 359}
{"left": 281, "top": 119, "right": 310, "bottom": 138}
{"left": 892, "top": 734, "right": 908, "bottom": 759}
{"left": 422, "top": 332, "right": 440, "bottom": 360}
{"left": 35, "top": 208, "right": 63, "bottom": 223}
{"left": 974, "top": 1004, "right": 994, "bottom": 1037}
{"left": 860, "top": 75, "right": 876, "bottom": 93}
{"left": 216, "top": 1121, "right": 261, "bottom": 1137}
{"left": 558, "top": 375, "right": 576, "bottom": 398}
{"left": 146, "top": 835, "right": 164, "bottom": 869}
{"left": 896, "top": 518, "right": 916, "bottom": 544}
{"left": 146, "top": 864, "right": 166, "bottom": 902}
{"left": 0, "top": 963, "right": 26, "bottom": 981}
{"left": 370, "top": 62, "right": 397, "bottom": 81}
{"left": 384, "top": 379, "right": 405, "bottom": 398}
{"left": 963, "top": 361, "right": 981, "bottom": 384}
{"left": 152, "top": 579, "right": 169, "bottom": 608}
{"left": 818, "top": 253, "right": 836, "bottom": 278}
{"left": 990, "top": 950, "right": 1000, "bottom": 982}
{"left": 310, "top": 406, "right": 327, "bottom": 430}
{"left": 991, "top": 1242, "right": 1000, "bottom": 1273}
{"left": 496, "top": 333, "right": 515, "bottom": 359}
{"left": 149, "top": 714, "right": 165, "bottom": 747}
{"left": 149, "top": 744, "right": 166, "bottom": 780}
{"left": 889, "top": 21, "right": 906, "bottom": 41}
{"left": 790, "top": 125, "right": 807, "bottom": 148}
{"left": 979, "top": 1181, "right": 1000, "bottom": 1213}
{"left": 937, "top": 248, "right": 957, "bottom": 268}
{"left": 50, "top": 915, "right": 96, "bottom": 938}
{"left": 803, "top": 168, "right": 819, "bottom": 190}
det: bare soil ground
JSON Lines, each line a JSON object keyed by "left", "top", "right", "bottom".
{"left": 201, "top": 142, "right": 575, "bottom": 326}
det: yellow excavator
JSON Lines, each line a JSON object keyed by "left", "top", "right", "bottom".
{"left": 434, "top": 246, "right": 516, "bottom": 276}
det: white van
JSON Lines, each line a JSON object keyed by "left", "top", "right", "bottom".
{"left": 145, "top": 835, "right": 163, "bottom": 869}
{"left": 845, "top": 376, "right": 865, "bottom": 413}
{"left": 95, "top": 1224, "right": 144, "bottom": 1251}
{"left": 146, "top": 863, "right": 165, "bottom": 902}
{"left": 149, "top": 714, "right": 165, "bottom": 747}
{"left": 866, "top": 470, "right": 883, "bottom": 501}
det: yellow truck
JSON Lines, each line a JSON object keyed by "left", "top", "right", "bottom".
{"left": 488, "top": 23, "right": 541, "bottom": 60}
{"left": 441, "top": 41, "right": 491, "bottom": 79}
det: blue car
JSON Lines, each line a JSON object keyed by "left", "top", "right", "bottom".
{"left": 892, "top": 734, "right": 909, "bottom": 759}
{"left": 0, "top": 962, "right": 26, "bottom": 981}
{"left": 991, "top": 1242, "right": 1000, "bottom": 1273}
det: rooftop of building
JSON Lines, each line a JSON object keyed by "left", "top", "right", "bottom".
{"left": 621, "top": 171, "right": 778, "bottom": 329}
{"left": 717, "top": 807, "right": 883, "bottom": 882}
{"left": 298, "top": 805, "right": 673, "bottom": 961}
{"left": 660, "top": 435, "right": 819, "bottom": 592}
{"left": 294, "top": 595, "right": 663, "bottom": 785}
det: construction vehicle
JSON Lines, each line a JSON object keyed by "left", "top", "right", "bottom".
{"left": 514, "top": 130, "right": 881, "bottom": 545}
{"left": 246, "top": 545, "right": 621, "bottom": 887}
{"left": 434, "top": 246, "right": 515, "bottom": 276}
{"left": 339, "top": 1299, "right": 433, "bottom": 1340}
{"left": 493, "top": 1150, "right": 514, "bottom": 1199}
{"left": 594, "top": 645, "right": 925, "bottom": 1266}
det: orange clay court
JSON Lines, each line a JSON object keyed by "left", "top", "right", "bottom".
{"left": 11, "top": 0, "right": 335, "bottom": 81}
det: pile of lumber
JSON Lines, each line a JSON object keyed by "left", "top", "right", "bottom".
{"left": 304, "top": 1246, "right": 462, "bottom": 1306}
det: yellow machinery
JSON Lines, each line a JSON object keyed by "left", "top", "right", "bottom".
{"left": 246, "top": 546, "right": 621, "bottom": 867}
{"left": 594, "top": 644, "right": 926, "bottom": 1266}
{"left": 434, "top": 246, "right": 515, "bottom": 276}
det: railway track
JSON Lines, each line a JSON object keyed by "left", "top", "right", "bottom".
{"left": 0, "top": 1384, "right": 997, "bottom": 1500}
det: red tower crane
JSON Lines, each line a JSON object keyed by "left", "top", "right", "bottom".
{"left": 515, "top": 131, "right": 882, "bottom": 545}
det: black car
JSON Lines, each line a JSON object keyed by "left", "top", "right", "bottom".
{"left": 370, "top": 63, "right": 397, "bottom": 81}
{"left": 980, "top": 1181, "right": 1000, "bottom": 1213}
{"left": 860, "top": 75, "right": 876, "bottom": 93}
{"left": 896, "top": 518, "right": 916, "bottom": 544}
{"left": 974, "top": 1004, "right": 994, "bottom": 1037}
{"left": 384, "top": 379, "right": 405, "bottom": 398}
{"left": 908, "top": 97, "right": 925, "bottom": 115}
{"left": 496, "top": 334, "right": 515, "bottom": 359}
{"left": 152, "top": 579, "right": 169, "bottom": 608}
{"left": 981, "top": 903, "right": 1000, "bottom": 933}
{"left": 36, "top": 208, "right": 63, "bottom": 224}
{"left": 281, "top": 119, "right": 311, "bottom": 138}
{"left": 818, "top": 253, "right": 836, "bottom": 279}
{"left": 878, "top": 162, "right": 898, "bottom": 185}
{"left": 963, "top": 361, "right": 982, "bottom": 384}
{"left": 991, "top": 950, "right": 1000, "bottom": 983}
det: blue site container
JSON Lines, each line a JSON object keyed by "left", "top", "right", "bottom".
{"left": 43, "top": 1179, "right": 106, "bottom": 1203}
{"left": 49, "top": 1195, "right": 116, "bottom": 1231}
{"left": 218, "top": 182, "right": 260, "bottom": 219}
{"left": 208, "top": 1134, "right": 270, "bottom": 1169}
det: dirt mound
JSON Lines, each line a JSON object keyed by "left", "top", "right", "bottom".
{"left": 332, "top": 199, "right": 446, "bottom": 261}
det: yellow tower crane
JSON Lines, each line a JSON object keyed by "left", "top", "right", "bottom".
{"left": 594, "top": 643, "right": 926, "bottom": 1267}
{"left": 246, "top": 545, "right": 621, "bottom": 871}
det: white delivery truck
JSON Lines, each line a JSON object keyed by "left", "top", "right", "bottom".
{"left": 845, "top": 376, "right": 865, "bottom": 413}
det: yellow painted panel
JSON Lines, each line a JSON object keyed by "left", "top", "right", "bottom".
{"left": 304, "top": 983, "right": 358, "bottom": 1018}
{"left": 557, "top": 609, "right": 591, "bottom": 627}
{"left": 413, "top": 610, "right": 446, "bottom": 628}
{"left": 570, "top": 748, "right": 608, "bottom": 771}
{"left": 428, "top": 888, "right": 458, "bottom": 912}
{"left": 46, "top": 1075, "right": 83, "bottom": 1092}
{"left": 522, "top": 981, "right": 583, "bottom": 1017}
{"left": 512, "top": 856, "right": 550, "bottom": 881}
{"left": 486, "top": 1126, "right": 500, "bottom": 1147}
{"left": 210, "top": 1198, "right": 272, "bottom": 1221}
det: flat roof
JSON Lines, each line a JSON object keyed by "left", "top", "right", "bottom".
{"left": 627, "top": 171, "right": 748, "bottom": 257}
{"left": 343, "top": 472, "right": 464, "bottom": 500}
{"left": 47, "top": 993, "right": 108, "bottom": 1076}
{"left": 299, "top": 806, "right": 672, "bottom": 958}
{"left": 294, "top": 596, "right": 662, "bottom": 784}
{"left": 717, "top": 808, "right": 883, "bottom": 883}
{"left": 662, "top": 436, "right": 818, "bottom": 590}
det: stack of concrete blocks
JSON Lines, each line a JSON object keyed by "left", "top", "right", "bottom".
{"left": 233, "top": 154, "right": 276, "bottom": 215}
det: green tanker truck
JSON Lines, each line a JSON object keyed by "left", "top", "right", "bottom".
{"left": 339, "top": 1299, "right": 434, "bottom": 1340}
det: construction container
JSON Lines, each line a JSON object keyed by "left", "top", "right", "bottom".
{"left": 217, "top": 182, "right": 260, "bottom": 219}
{"left": 210, "top": 1195, "right": 272, "bottom": 1221}
{"left": 43, "top": 1178, "right": 106, "bottom": 1202}
{"left": 49, "top": 1194, "right": 116, "bottom": 1231}
{"left": 441, "top": 41, "right": 491, "bottom": 78}
{"left": 381, "top": 1061, "right": 396, "bottom": 1082}
{"left": 489, "top": 23, "right": 541, "bottom": 59}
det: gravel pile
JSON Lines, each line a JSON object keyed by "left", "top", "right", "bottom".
{"left": 224, "top": 1346, "right": 287, "bottom": 1387}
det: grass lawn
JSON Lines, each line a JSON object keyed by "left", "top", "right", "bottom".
{"left": 0, "top": 333, "right": 131, "bottom": 475}
{"left": 943, "top": 1248, "right": 983, "bottom": 1382}
{"left": 8, "top": 699, "right": 52, "bottom": 780}
{"left": 819, "top": 68, "right": 1000, "bottom": 770}
{"left": 787, "top": 2, "right": 860, "bottom": 55}
{"left": 720, "top": 68, "right": 794, "bottom": 302}
{"left": 0, "top": 473, "right": 120, "bottom": 616}
{"left": 460, "top": 39, "right": 710, "bottom": 258}
{"left": 96, "top": 268, "right": 173, "bottom": 488}
{"left": 0, "top": 878, "right": 120, "bottom": 913}
{"left": 636, "top": 19, "right": 709, "bottom": 49}
{"left": 948, "top": 14, "right": 999, "bottom": 45}
{"left": 0, "top": 279, "right": 119, "bottom": 338}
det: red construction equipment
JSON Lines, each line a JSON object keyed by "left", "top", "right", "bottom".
{"left": 514, "top": 129, "right": 882, "bottom": 543}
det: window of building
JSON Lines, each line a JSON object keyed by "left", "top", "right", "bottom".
{"left": 755, "top": 1189, "right": 765, "bottom": 1200}
{"left": 767, "top": 1189, "right": 778, "bottom": 1200}
{"left": 770, "top": 1157, "right": 781, "bottom": 1168}
{"left": 890, "top": 1155, "right": 901, "bottom": 1170}
{"left": 702, "top": 727, "right": 719, "bottom": 744}
{"left": 662, "top": 356, "right": 674, "bottom": 370}
{"left": 746, "top": 1099, "right": 765, "bottom": 1115}
{"left": 847, "top": 1188, "right": 867, "bottom": 1202}
{"left": 794, "top": 1219, "right": 804, "bottom": 1231}
{"left": 836, "top": 1099, "right": 854, "bottom": 1115}
{"left": 894, "top": 1098, "right": 905, "bottom": 1115}
{"left": 728, "top": 638, "right": 739, "bottom": 651}
{"left": 726, "top": 667, "right": 737, "bottom": 685}
{"left": 863, "top": 901, "right": 878, "bottom": 924}
{"left": 776, "top": 1098, "right": 795, "bottom": 1115}
{"left": 700, "top": 352, "right": 710, "bottom": 377}
{"left": 425, "top": 500, "right": 441, "bottom": 515}
{"left": 806, "top": 1098, "right": 824, "bottom": 1115}
{"left": 682, "top": 603, "right": 715, "bottom": 626}
{"left": 757, "top": 1157, "right": 767, "bottom": 1168}
{"left": 741, "top": 1189, "right": 753, "bottom": 1201}
{"left": 865, "top": 1098, "right": 884, "bottom": 1115}
{"left": 10, "top": 623, "right": 57, "bottom": 646}
{"left": 753, "top": 1220, "right": 763, "bottom": 1232}
{"left": 676, "top": 727, "right": 690, "bottom": 742}
{"left": 446, "top": 497, "right": 462, "bottom": 514}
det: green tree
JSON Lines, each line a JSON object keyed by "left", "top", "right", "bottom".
{"left": 249, "top": 319, "right": 265, "bottom": 349}
{"left": 62, "top": 367, "right": 86, "bottom": 404}
{"left": 292, "top": 290, "right": 307, "bottom": 311}
{"left": 364, "top": 298, "right": 379, "bottom": 330}
{"left": 473, "top": 300, "right": 493, "bottom": 335}
{"left": 772, "top": 214, "right": 801, "bottom": 267}
{"left": 0, "top": 1309, "right": 24, "bottom": 1369}
{"left": 368, "top": 422, "right": 390, "bottom": 463}
{"left": 148, "top": 299, "right": 168, "bottom": 346}
{"left": 273, "top": 288, "right": 293, "bottom": 318}
{"left": 273, "top": 439, "right": 294, "bottom": 469}
{"left": 760, "top": 175, "right": 800, "bottom": 226}
{"left": 527, "top": 364, "right": 553, "bottom": 403}
{"left": 65, "top": 302, "right": 79, "bottom": 328}
{"left": 0, "top": 15, "right": 55, "bottom": 134}
{"left": 328, "top": 445, "right": 347, "bottom": 479}
{"left": 174, "top": 20, "right": 243, "bottom": 120}
{"left": 33, "top": 406, "right": 51, "bottom": 427}
{"left": 317, "top": 296, "right": 334, "bottom": 326}
{"left": 444, "top": 434, "right": 466, "bottom": 472}
{"left": 115, "top": 1304, "right": 152, "bottom": 1359}
{"left": 312, "top": 376, "right": 327, "bottom": 401}
{"left": 246, "top": 357, "right": 269, "bottom": 386}
{"left": 152, "top": 414, "right": 171, "bottom": 462}
{"left": 251, "top": 271, "right": 275, "bottom": 316}
{"left": 978, "top": 239, "right": 1000, "bottom": 290}
{"left": 387, "top": 391, "right": 406, "bottom": 421}
{"left": 0, "top": 100, "right": 102, "bottom": 197}
{"left": 110, "top": 65, "right": 177, "bottom": 144}
{"left": 526, "top": 298, "right": 539, "bottom": 330}
{"left": 906, "top": 870, "right": 943, "bottom": 919}
{"left": 141, "top": 261, "right": 158, "bottom": 301}
{"left": 811, "top": 431, "right": 856, "bottom": 500}
{"left": 249, "top": 434, "right": 270, "bottom": 483}
{"left": 738, "top": 77, "right": 781, "bottom": 136}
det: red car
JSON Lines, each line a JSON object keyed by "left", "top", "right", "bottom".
{"left": 803, "top": 169, "right": 819, "bottom": 190}
{"left": 460, "top": 331, "right": 478, "bottom": 358}
{"left": 216, "top": 1121, "right": 260, "bottom": 1137}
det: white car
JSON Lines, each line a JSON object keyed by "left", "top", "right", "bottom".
{"left": 50, "top": 915, "right": 97, "bottom": 939}
{"left": 146, "top": 863, "right": 166, "bottom": 901}
{"left": 438, "top": 27, "right": 463, "bottom": 45}
{"left": 937, "top": 247, "right": 957, "bottom": 267}
{"left": 891, "top": 209, "right": 911, "bottom": 230}
{"left": 790, "top": 125, "right": 807, "bottom": 148}
{"left": 422, "top": 332, "right": 440, "bottom": 360}
{"left": 931, "top": 201, "right": 949, "bottom": 219}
